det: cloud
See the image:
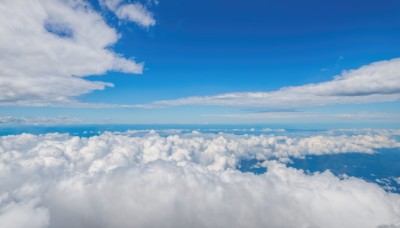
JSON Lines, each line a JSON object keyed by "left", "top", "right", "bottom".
{"left": 148, "top": 58, "right": 400, "bottom": 108}
{"left": 205, "top": 111, "right": 400, "bottom": 122}
{"left": 0, "top": 116, "right": 83, "bottom": 126}
{"left": 1, "top": 131, "right": 400, "bottom": 227}
{"left": 115, "top": 3, "right": 156, "bottom": 27}
{"left": 0, "top": 0, "right": 145, "bottom": 107}
{"left": 0, "top": 198, "right": 49, "bottom": 228}
{"left": 101, "top": 0, "right": 156, "bottom": 27}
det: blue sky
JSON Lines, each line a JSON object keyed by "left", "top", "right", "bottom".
{"left": 1, "top": 0, "right": 400, "bottom": 126}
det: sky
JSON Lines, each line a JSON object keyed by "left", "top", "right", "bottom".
{"left": 2, "top": 2, "right": 400, "bottom": 226}
{"left": 1, "top": 0, "right": 400, "bottom": 126}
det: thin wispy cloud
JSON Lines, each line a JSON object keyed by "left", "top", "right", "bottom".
{"left": 101, "top": 0, "right": 156, "bottom": 27}
{"left": 0, "top": 116, "right": 83, "bottom": 126}
{"left": 203, "top": 111, "right": 400, "bottom": 122}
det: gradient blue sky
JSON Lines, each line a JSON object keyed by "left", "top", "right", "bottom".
{"left": 1, "top": 0, "right": 400, "bottom": 126}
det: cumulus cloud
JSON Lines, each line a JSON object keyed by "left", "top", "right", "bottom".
{"left": 1, "top": 131, "right": 400, "bottom": 227}
{"left": 101, "top": 0, "right": 156, "bottom": 27}
{"left": 148, "top": 58, "right": 400, "bottom": 108}
{"left": 0, "top": 0, "right": 145, "bottom": 106}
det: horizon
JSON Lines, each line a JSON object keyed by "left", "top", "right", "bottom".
{"left": 1, "top": 1, "right": 400, "bottom": 228}
{"left": 0, "top": 0, "right": 400, "bottom": 126}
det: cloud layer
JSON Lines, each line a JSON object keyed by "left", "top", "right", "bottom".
{"left": 0, "top": 116, "right": 83, "bottom": 126}
{"left": 150, "top": 58, "right": 400, "bottom": 108}
{"left": 206, "top": 111, "right": 400, "bottom": 123}
{"left": 0, "top": 0, "right": 152, "bottom": 106}
{"left": 1, "top": 131, "right": 400, "bottom": 228}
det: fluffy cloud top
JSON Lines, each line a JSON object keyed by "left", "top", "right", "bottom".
{"left": 0, "top": 0, "right": 151, "bottom": 106}
{"left": 1, "top": 131, "right": 400, "bottom": 228}
{"left": 149, "top": 58, "right": 400, "bottom": 108}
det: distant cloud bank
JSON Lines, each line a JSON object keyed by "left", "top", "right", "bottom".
{"left": 0, "top": 116, "right": 83, "bottom": 126}
{"left": 149, "top": 58, "right": 400, "bottom": 108}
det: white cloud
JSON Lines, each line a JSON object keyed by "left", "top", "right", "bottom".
{"left": 0, "top": 0, "right": 144, "bottom": 106}
{"left": 1, "top": 131, "right": 400, "bottom": 227}
{"left": 116, "top": 3, "right": 156, "bottom": 27}
{"left": 327, "top": 128, "right": 400, "bottom": 136}
{"left": 205, "top": 111, "right": 400, "bottom": 122}
{"left": 101, "top": 0, "right": 122, "bottom": 11}
{"left": 0, "top": 198, "right": 49, "bottom": 228}
{"left": 148, "top": 58, "right": 400, "bottom": 108}
{"left": 101, "top": 0, "right": 156, "bottom": 27}
{"left": 0, "top": 116, "right": 83, "bottom": 126}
